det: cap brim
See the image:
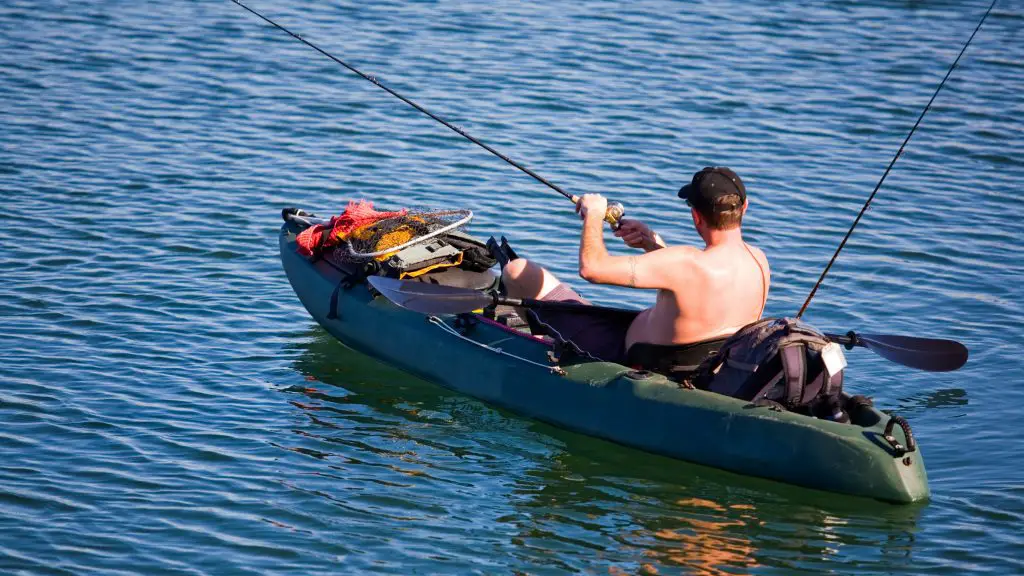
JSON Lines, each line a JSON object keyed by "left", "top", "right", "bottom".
{"left": 678, "top": 183, "right": 693, "bottom": 200}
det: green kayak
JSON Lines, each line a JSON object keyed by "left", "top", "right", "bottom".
{"left": 279, "top": 213, "right": 928, "bottom": 503}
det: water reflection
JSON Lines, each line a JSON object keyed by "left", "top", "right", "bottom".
{"left": 510, "top": 447, "right": 924, "bottom": 574}
{"left": 896, "top": 388, "right": 969, "bottom": 415}
{"left": 289, "top": 330, "right": 924, "bottom": 574}
{"left": 639, "top": 497, "right": 761, "bottom": 575}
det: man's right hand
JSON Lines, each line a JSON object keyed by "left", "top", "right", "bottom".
{"left": 614, "top": 219, "right": 665, "bottom": 252}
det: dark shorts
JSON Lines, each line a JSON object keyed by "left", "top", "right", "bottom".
{"left": 526, "top": 283, "right": 638, "bottom": 364}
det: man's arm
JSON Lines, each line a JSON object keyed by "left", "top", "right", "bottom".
{"left": 576, "top": 195, "right": 687, "bottom": 289}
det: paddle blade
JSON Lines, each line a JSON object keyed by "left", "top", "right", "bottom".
{"left": 368, "top": 275, "right": 493, "bottom": 315}
{"left": 827, "top": 332, "right": 968, "bottom": 372}
{"left": 857, "top": 333, "right": 968, "bottom": 372}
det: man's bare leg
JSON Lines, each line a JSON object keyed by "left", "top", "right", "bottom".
{"left": 501, "top": 258, "right": 562, "bottom": 300}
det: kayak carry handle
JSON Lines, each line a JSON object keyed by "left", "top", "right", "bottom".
{"left": 883, "top": 414, "right": 917, "bottom": 456}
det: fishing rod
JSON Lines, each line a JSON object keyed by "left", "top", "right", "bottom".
{"left": 230, "top": 0, "right": 625, "bottom": 228}
{"left": 797, "top": 0, "right": 998, "bottom": 318}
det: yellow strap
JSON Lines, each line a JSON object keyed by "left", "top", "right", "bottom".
{"left": 399, "top": 252, "right": 464, "bottom": 279}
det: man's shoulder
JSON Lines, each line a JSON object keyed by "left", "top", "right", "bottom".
{"left": 641, "top": 244, "right": 700, "bottom": 267}
{"left": 745, "top": 243, "right": 771, "bottom": 271}
{"left": 745, "top": 242, "right": 767, "bottom": 257}
{"left": 656, "top": 245, "right": 701, "bottom": 258}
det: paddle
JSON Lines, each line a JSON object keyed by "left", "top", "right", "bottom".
{"left": 824, "top": 332, "right": 968, "bottom": 372}
{"left": 367, "top": 275, "right": 639, "bottom": 317}
{"left": 368, "top": 276, "right": 968, "bottom": 372}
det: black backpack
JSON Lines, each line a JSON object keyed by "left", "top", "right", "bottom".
{"left": 692, "top": 317, "right": 849, "bottom": 422}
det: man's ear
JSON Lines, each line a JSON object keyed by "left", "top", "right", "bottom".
{"left": 690, "top": 207, "right": 702, "bottom": 229}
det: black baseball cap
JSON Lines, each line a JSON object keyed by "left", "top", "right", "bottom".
{"left": 678, "top": 166, "right": 746, "bottom": 212}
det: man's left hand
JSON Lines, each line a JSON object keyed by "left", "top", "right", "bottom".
{"left": 576, "top": 193, "right": 608, "bottom": 222}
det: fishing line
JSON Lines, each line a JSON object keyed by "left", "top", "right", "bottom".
{"left": 230, "top": 0, "right": 575, "bottom": 201}
{"left": 797, "top": 0, "right": 998, "bottom": 318}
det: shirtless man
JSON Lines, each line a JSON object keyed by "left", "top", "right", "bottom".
{"left": 501, "top": 166, "right": 770, "bottom": 369}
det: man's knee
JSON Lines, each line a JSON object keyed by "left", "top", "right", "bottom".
{"left": 502, "top": 258, "right": 560, "bottom": 299}
{"left": 503, "top": 258, "right": 531, "bottom": 282}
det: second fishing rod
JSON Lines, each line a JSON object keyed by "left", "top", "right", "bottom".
{"left": 230, "top": 0, "right": 625, "bottom": 229}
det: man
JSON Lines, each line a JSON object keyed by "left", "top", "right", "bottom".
{"left": 501, "top": 166, "right": 770, "bottom": 371}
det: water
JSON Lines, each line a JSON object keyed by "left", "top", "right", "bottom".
{"left": 2, "top": 0, "right": 1022, "bottom": 573}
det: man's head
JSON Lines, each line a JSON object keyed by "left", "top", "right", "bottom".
{"left": 678, "top": 166, "right": 747, "bottom": 231}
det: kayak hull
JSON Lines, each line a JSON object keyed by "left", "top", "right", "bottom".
{"left": 280, "top": 219, "right": 929, "bottom": 503}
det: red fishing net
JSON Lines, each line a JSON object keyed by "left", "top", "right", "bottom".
{"left": 295, "top": 200, "right": 407, "bottom": 257}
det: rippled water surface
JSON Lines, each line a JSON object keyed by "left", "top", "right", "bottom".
{"left": 3, "top": 0, "right": 1023, "bottom": 573}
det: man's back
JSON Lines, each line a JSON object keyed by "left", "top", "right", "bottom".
{"left": 501, "top": 165, "right": 768, "bottom": 367}
{"left": 625, "top": 241, "right": 769, "bottom": 349}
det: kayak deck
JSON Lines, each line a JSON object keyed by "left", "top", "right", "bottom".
{"left": 279, "top": 217, "right": 928, "bottom": 503}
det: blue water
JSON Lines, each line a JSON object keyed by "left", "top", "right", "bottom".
{"left": 2, "top": 0, "right": 1022, "bottom": 573}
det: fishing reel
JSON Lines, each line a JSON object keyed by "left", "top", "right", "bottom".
{"left": 571, "top": 195, "right": 626, "bottom": 230}
{"left": 605, "top": 201, "right": 625, "bottom": 230}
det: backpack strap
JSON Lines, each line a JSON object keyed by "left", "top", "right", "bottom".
{"left": 731, "top": 355, "right": 781, "bottom": 400}
{"left": 802, "top": 349, "right": 844, "bottom": 404}
{"left": 800, "top": 365, "right": 826, "bottom": 407}
{"left": 820, "top": 362, "right": 843, "bottom": 398}
{"left": 725, "top": 357, "right": 759, "bottom": 372}
{"left": 778, "top": 345, "right": 806, "bottom": 408}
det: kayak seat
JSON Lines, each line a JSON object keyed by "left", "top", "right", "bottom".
{"left": 625, "top": 337, "right": 729, "bottom": 382}
{"left": 409, "top": 267, "right": 500, "bottom": 292}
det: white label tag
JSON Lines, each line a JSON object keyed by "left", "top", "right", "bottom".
{"left": 821, "top": 342, "right": 847, "bottom": 375}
